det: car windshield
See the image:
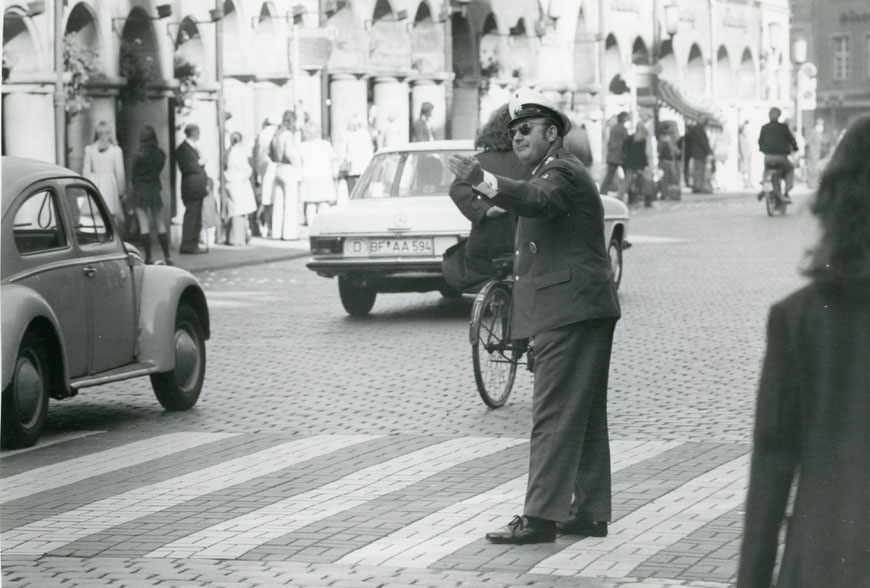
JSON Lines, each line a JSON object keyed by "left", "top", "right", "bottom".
{"left": 351, "top": 150, "right": 475, "bottom": 199}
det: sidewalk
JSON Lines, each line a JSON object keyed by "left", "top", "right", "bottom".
{"left": 173, "top": 235, "right": 311, "bottom": 274}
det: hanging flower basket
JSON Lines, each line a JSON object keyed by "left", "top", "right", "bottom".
{"left": 119, "top": 38, "right": 154, "bottom": 104}
{"left": 173, "top": 55, "right": 201, "bottom": 116}
{"left": 63, "top": 32, "right": 100, "bottom": 120}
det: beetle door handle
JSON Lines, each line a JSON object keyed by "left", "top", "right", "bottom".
{"left": 83, "top": 266, "right": 97, "bottom": 277}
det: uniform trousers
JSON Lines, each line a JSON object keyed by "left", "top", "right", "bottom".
{"left": 180, "top": 197, "right": 203, "bottom": 252}
{"left": 524, "top": 317, "right": 617, "bottom": 523}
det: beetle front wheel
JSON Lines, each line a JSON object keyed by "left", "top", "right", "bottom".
{"left": 151, "top": 303, "right": 206, "bottom": 411}
{"left": 2, "top": 332, "right": 50, "bottom": 449}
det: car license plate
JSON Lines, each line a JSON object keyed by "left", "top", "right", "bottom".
{"left": 345, "top": 238, "right": 434, "bottom": 256}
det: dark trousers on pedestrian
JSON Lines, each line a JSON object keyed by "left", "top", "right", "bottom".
{"left": 180, "top": 197, "right": 203, "bottom": 252}
{"left": 599, "top": 164, "right": 622, "bottom": 194}
{"left": 524, "top": 317, "right": 616, "bottom": 523}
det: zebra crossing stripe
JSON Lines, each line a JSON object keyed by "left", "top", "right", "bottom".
{"left": 1, "top": 434, "right": 377, "bottom": 555}
{"left": 0, "top": 430, "right": 104, "bottom": 459}
{"left": 531, "top": 453, "right": 750, "bottom": 577}
{"left": 1, "top": 432, "right": 236, "bottom": 505}
{"left": 337, "top": 440, "right": 681, "bottom": 568}
{"left": 145, "top": 436, "right": 529, "bottom": 560}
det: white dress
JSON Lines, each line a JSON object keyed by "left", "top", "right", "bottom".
{"left": 225, "top": 146, "right": 257, "bottom": 217}
{"left": 83, "top": 143, "right": 125, "bottom": 218}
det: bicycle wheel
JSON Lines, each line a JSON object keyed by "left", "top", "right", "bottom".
{"left": 470, "top": 284, "right": 518, "bottom": 408}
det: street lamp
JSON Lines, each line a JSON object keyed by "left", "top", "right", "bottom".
{"left": 652, "top": 0, "right": 678, "bottom": 134}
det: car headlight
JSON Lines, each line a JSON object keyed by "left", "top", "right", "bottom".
{"left": 310, "top": 237, "right": 344, "bottom": 254}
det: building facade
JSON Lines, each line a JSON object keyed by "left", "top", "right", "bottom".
{"left": 3, "top": 0, "right": 793, "bottom": 232}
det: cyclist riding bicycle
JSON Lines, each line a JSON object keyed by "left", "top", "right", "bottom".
{"left": 758, "top": 107, "right": 798, "bottom": 203}
{"left": 442, "top": 105, "right": 527, "bottom": 292}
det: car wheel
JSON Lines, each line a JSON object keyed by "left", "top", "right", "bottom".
{"left": 338, "top": 276, "right": 377, "bottom": 316}
{"left": 608, "top": 237, "right": 623, "bottom": 290}
{"left": 1, "top": 332, "right": 50, "bottom": 449}
{"left": 150, "top": 303, "right": 206, "bottom": 411}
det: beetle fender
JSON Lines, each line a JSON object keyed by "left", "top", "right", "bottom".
{"left": 137, "top": 265, "right": 210, "bottom": 371}
{"left": 1, "top": 284, "right": 67, "bottom": 392}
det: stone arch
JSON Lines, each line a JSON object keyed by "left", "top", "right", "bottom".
{"left": 3, "top": 6, "right": 47, "bottom": 158}
{"left": 508, "top": 18, "right": 532, "bottom": 80}
{"left": 572, "top": 6, "right": 595, "bottom": 89}
{"left": 175, "top": 17, "right": 212, "bottom": 83}
{"left": 411, "top": 1, "right": 443, "bottom": 74}
{"left": 2, "top": 7, "right": 43, "bottom": 76}
{"left": 253, "top": 3, "right": 283, "bottom": 73}
{"left": 370, "top": 0, "right": 410, "bottom": 70}
{"left": 222, "top": 0, "right": 247, "bottom": 75}
{"left": 685, "top": 42, "right": 705, "bottom": 97}
{"left": 65, "top": 2, "right": 104, "bottom": 173}
{"left": 604, "top": 34, "right": 625, "bottom": 94}
{"left": 736, "top": 47, "right": 756, "bottom": 100}
{"left": 716, "top": 45, "right": 736, "bottom": 100}
{"left": 632, "top": 37, "right": 649, "bottom": 65}
{"left": 449, "top": 5, "right": 478, "bottom": 138}
{"left": 479, "top": 13, "right": 501, "bottom": 79}
{"left": 659, "top": 38, "right": 677, "bottom": 82}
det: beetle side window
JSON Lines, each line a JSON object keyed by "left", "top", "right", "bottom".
{"left": 67, "top": 186, "right": 113, "bottom": 245}
{"left": 12, "top": 189, "right": 68, "bottom": 254}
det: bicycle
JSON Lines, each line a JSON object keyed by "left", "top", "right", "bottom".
{"left": 760, "top": 166, "right": 788, "bottom": 216}
{"left": 468, "top": 255, "right": 532, "bottom": 408}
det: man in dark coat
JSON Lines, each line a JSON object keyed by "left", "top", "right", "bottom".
{"left": 757, "top": 106, "right": 798, "bottom": 202}
{"left": 599, "top": 112, "right": 628, "bottom": 194}
{"left": 412, "top": 102, "right": 435, "bottom": 142}
{"left": 448, "top": 88, "right": 621, "bottom": 544}
{"left": 176, "top": 124, "right": 209, "bottom": 254}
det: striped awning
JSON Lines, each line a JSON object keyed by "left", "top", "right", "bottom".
{"left": 657, "top": 79, "right": 722, "bottom": 128}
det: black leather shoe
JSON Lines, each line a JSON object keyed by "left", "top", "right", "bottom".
{"left": 556, "top": 517, "right": 608, "bottom": 537}
{"left": 485, "top": 515, "right": 556, "bottom": 544}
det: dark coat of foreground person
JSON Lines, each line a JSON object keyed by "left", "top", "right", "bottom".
{"left": 736, "top": 115, "right": 870, "bottom": 588}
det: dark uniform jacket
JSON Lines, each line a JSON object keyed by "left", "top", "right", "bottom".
{"left": 176, "top": 141, "right": 209, "bottom": 202}
{"left": 737, "top": 278, "right": 870, "bottom": 588}
{"left": 442, "top": 150, "right": 524, "bottom": 290}
{"left": 485, "top": 145, "right": 621, "bottom": 339}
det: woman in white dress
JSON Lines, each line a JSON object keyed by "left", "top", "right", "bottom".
{"left": 299, "top": 123, "right": 338, "bottom": 227}
{"left": 82, "top": 121, "right": 126, "bottom": 231}
{"left": 224, "top": 131, "right": 257, "bottom": 245}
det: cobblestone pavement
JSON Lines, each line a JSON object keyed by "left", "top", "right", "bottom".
{"left": 1, "top": 190, "right": 816, "bottom": 587}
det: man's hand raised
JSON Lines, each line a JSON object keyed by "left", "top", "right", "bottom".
{"left": 448, "top": 154, "right": 484, "bottom": 185}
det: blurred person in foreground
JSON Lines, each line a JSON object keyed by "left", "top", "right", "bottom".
{"left": 736, "top": 115, "right": 870, "bottom": 588}
{"left": 442, "top": 104, "right": 526, "bottom": 291}
{"left": 448, "top": 89, "right": 620, "bottom": 544}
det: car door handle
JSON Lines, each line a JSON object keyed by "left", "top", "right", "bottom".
{"left": 83, "top": 266, "right": 97, "bottom": 277}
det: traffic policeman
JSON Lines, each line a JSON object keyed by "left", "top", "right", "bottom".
{"left": 448, "top": 88, "right": 621, "bottom": 544}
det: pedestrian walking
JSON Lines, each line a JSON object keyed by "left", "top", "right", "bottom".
{"left": 341, "top": 115, "right": 375, "bottom": 196}
{"left": 176, "top": 124, "right": 209, "bottom": 255}
{"left": 657, "top": 132, "right": 680, "bottom": 198}
{"left": 223, "top": 131, "right": 257, "bottom": 246}
{"left": 269, "top": 110, "right": 301, "bottom": 240}
{"left": 82, "top": 121, "right": 126, "bottom": 232}
{"left": 619, "top": 121, "right": 652, "bottom": 206}
{"left": 129, "top": 125, "right": 171, "bottom": 265}
{"left": 738, "top": 120, "right": 753, "bottom": 189}
{"left": 252, "top": 117, "right": 279, "bottom": 237}
{"left": 684, "top": 119, "right": 713, "bottom": 193}
{"left": 377, "top": 111, "right": 402, "bottom": 150}
{"left": 299, "top": 122, "right": 338, "bottom": 227}
{"left": 442, "top": 104, "right": 526, "bottom": 291}
{"left": 736, "top": 115, "right": 870, "bottom": 588}
{"left": 599, "top": 111, "right": 628, "bottom": 195}
{"left": 448, "top": 88, "right": 621, "bottom": 545}
{"left": 412, "top": 102, "right": 436, "bottom": 142}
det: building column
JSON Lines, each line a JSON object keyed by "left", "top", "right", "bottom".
{"left": 299, "top": 69, "right": 323, "bottom": 130}
{"left": 253, "top": 79, "right": 292, "bottom": 127}
{"left": 410, "top": 78, "right": 446, "bottom": 139}
{"left": 372, "top": 76, "right": 410, "bottom": 143}
{"left": 328, "top": 72, "right": 368, "bottom": 151}
{"left": 450, "top": 79, "right": 481, "bottom": 140}
{"left": 2, "top": 85, "right": 56, "bottom": 162}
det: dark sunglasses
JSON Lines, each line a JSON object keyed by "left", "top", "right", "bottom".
{"left": 506, "top": 121, "right": 550, "bottom": 139}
